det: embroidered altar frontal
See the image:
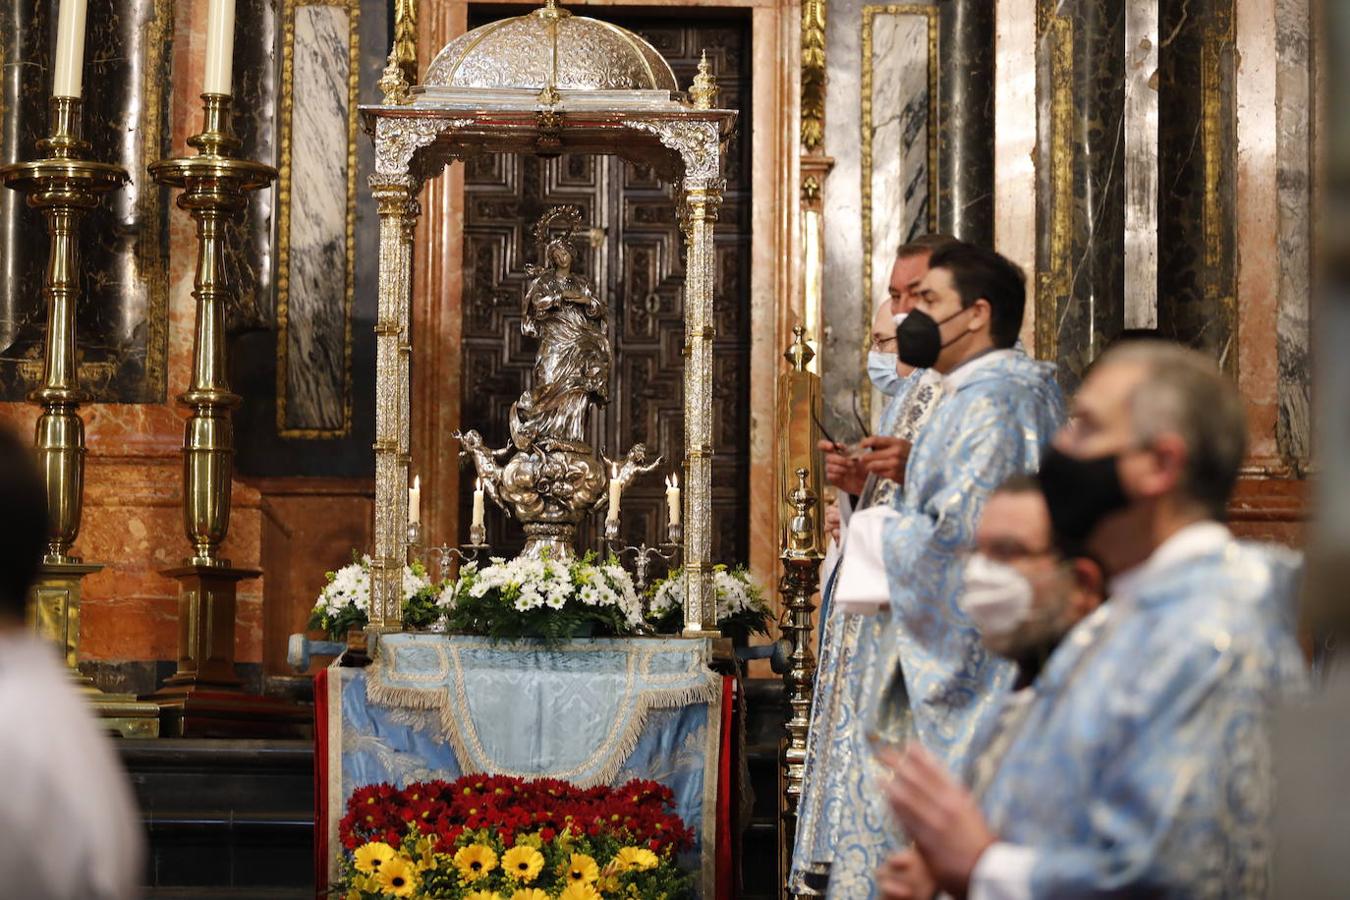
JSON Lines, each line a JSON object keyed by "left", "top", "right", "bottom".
{"left": 319, "top": 635, "right": 727, "bottom": 892}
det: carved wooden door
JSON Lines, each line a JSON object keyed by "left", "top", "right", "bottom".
{"left": 459, "top": 16, "right": 751, "bottom": 565}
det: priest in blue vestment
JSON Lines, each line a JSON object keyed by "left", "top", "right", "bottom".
{"left": 798, "top": 242, "right": 1067, "bottom": 898}
{"left": 881, "top": 342, "right": 1308, "bottom": 900}
{"left": 792, "top": 236, "right": 953, "bottom": 895}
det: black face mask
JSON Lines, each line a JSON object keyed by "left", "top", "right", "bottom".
{"left": 896, "top": 307, "right": 973, "bottom": 369}
{"left": 1038, "top": 445, "right": 1130, "bottom": 550}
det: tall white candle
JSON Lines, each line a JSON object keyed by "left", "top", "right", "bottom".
{"left": 203, "top": 0, "right": 237, "bottom": 95}
{"left": 52, "top": 0, "right": 89, "bottom": 99}
{"left": 607, "top": 464, "right": 622, "bottom": 523}
{"left": 408, "top": 475, "right": 420, "bottom": 525}
{"left": 471, "top": 478, "right": 485, "bottom": 530}
{"left": 665, "top": 473, "right": 681, "bottom": 527}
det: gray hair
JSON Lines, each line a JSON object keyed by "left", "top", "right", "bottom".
{"left": 1098, "top": 341, "right": 1247, "bottom": 518}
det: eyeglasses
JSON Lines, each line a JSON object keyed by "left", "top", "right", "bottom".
{"left": 870, "top": 335, "right": 898, "bottom": 352}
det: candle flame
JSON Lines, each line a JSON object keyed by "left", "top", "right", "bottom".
{"left": 413, "top": 475, "right": 420, "bottom": 491}
{"left": 666, "top": 473, "right": 679, "bottom": 489}
{"left": 611, "top": 462, "right": 620, "bottom": 478}
{"left": 475, "top": 476, "right": 483, "bottom": 491}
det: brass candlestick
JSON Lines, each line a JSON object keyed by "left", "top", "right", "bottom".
{"left": 778, "top": 467, "right": 822, "bottom": 897}
{"left": 1, "top": 98, "right": 124, "bottom": 564}
{"left": 1, "top": 98, "right": 159, "bottom": 738}
{"left": 146, "top": 95, "right": 304, "bottom": 737}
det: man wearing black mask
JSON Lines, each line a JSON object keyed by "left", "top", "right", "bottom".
{"left": 880, "top": 342, "right": 1307, "bottom": 899}
{"left": 805, "top": 243, "right": 1065, "bottom": 898}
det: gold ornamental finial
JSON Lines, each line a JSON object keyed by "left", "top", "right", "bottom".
{"left": 378, "top": 54, "right": 412, "bottom": 105}
{"left": 690, "top": 50, "right": 718, "bottom": 109}
{"left": 784, "top": 323, "right": 816, "bottom": 372}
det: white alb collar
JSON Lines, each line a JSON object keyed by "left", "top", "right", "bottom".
{"left": 1109, "top": 521, "right": 1233, "bottom": 603}
{"left": 941, "top": 348, "right": 1016, "bottom": 392}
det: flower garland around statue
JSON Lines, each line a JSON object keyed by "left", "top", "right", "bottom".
{"left": 335, "top": 775, "right": 695, "bottom": 899}
{"left": 438, "top": 553, "right": 645, "bottom": 643}
{"left": 645, "top": 564, "right": 772, "bottom": 641}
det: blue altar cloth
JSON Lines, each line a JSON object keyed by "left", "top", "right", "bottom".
{"left": 320, "top": 635, "right": 724, "bottom": 894}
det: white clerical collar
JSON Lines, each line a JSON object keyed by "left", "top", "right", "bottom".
{"left": 1109, "top": 521, "right": 1233, "bottom": 603}
{"left": 940, "top": 348, "right": 1016, "bottom": 392}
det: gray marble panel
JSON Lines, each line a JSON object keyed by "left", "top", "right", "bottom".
{"left": 1275, "top": 0, "right": 1311, "bottom": 467}
{"left": 283, "top": 4, "right": 351, "bottom": 433}
{"left": 867, "top": 12, "right": 931, "bottom": 310}
{"left": 820, "top": 0, "right": 868, "bottom": 437}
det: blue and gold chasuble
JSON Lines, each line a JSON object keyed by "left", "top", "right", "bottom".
{"left": 975, "top": 533, "right": 1308, "bottom": 898}
{"left": 792, "top": 351, "right": 1065, "bottom": 898}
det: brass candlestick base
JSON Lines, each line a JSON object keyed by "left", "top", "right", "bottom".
{"left": 147, "top": 564, "right": 308, "bottom": 738}
{"left": 29, "top": 561, "right": 161, "bottom": 738}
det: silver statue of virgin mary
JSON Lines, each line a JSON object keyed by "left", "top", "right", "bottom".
{"left": 457, "top": 206, "right": 656, "bottom": 559}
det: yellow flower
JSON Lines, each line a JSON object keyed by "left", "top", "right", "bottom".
{"left": 564, "top": 852, "right": 600, "bottom": 884}
{"left": 375, "top": 855, "right": 419, "bottom": 897}
{"left": 614, "top": 845, "right": 660, "bottom": 872}
{"left": 557, "top": 883, "right": 602, "bottom": 900}
{"left": 464, "top": 892, "right": 504, "bottom": 900}
{"left": 353, "top": 841, "right": 398, "bottom": 874}
{"left": 509, "top": 890, "right": 551, "bottom": 900}
{"left": 502, "top": 845, "right": 545, "bottom": 883}
{"left": 454, "top": 843, "right": 499, "bottom": 882}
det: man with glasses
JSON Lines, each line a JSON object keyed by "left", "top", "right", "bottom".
{"left": 793, "top": 234, "right": 957, "bottom": 896}
{"left": 875, "top": 474, "right": 1104, "bottom": 898}
{"left": 799, "top": 242, "right": 1066, "bottom": 899}
{"left": 880, "top": 342, "right": 1306, "bottom": 899}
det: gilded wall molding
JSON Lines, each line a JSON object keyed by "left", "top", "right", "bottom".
{"left": 801, "top": 0, "right": 827, "bottom": 151}
{"left": 275, "top": 0, "right": 361, "bottom": 438}
{"left": 1035, "top": 4, "right": 1072, "bottom": 364}
{"left": 394, "top": 0, "right": 419, "bottom": 85}
{"left": 1203, "top": 10, "right": 1236, "bottom": 376}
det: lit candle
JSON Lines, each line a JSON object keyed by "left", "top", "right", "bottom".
{"left": 665, "top": 473, "right": 681, "bottom": 527}
{"left": 203, "top": 0, "right": 237, "bottom": 95}
{"left": 51, "top": 0, "right": 89, "bottom": 99}
{"left": 471, "top": 478, "right": 485, "bottom": 530}
{"left": 607, "top": 464, "right": 622, "bottom": 524}
{"left": 408, "top": 475, "right": 420, "bottom": 525}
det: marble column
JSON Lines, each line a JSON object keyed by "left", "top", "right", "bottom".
{"left": 1036, "top": 0, "right": 1125, "bottom": 387}
{"left": 936, "top": 0, "right": 995, "bottom": 245}
{"left": 1157, "top": 0, "right": 1238, "bottom": 368}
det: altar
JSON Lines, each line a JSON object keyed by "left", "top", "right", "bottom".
{"left": 316, "top": 635, "right": 737, "bottom": 896}
{"left": 312, "top": 4, "right": 753, "bottom": 896}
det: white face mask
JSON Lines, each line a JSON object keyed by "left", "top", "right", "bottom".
{"left": 960, "top": 553, "right": 1033, "bottom": 641}
{"left": 893, "top": 312, "right": 909, "bottom": 327}
{"left": 867, "top": 350, "right": 904, "bottom": 395}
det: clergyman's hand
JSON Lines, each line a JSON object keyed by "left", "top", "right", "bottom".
{"left": 818, "top": 439, "right": 867, "bottom": 496}
{"left": 876, "top": 849, "right": 938, "bottom": 900}
{"left": 825, "top": 500, "right": 842, "bottom": 544}
{"left": 881, "top": 744, "right": 995, "bottom": 898}
{"left": 859, "top": 436, "right": 912, "bottom": 483}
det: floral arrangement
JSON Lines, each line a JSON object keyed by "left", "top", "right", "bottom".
{"left": 308, "top": 555, "right": 442, "bottom": 640}
{"left": 646, "top": 565, "right": 772, "bottom": 637}
{"left": 335, "top": 775, "right": 695, "bottom": 899}
{"left": 438, "top": 554, "right": 645, "bottom": 643}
